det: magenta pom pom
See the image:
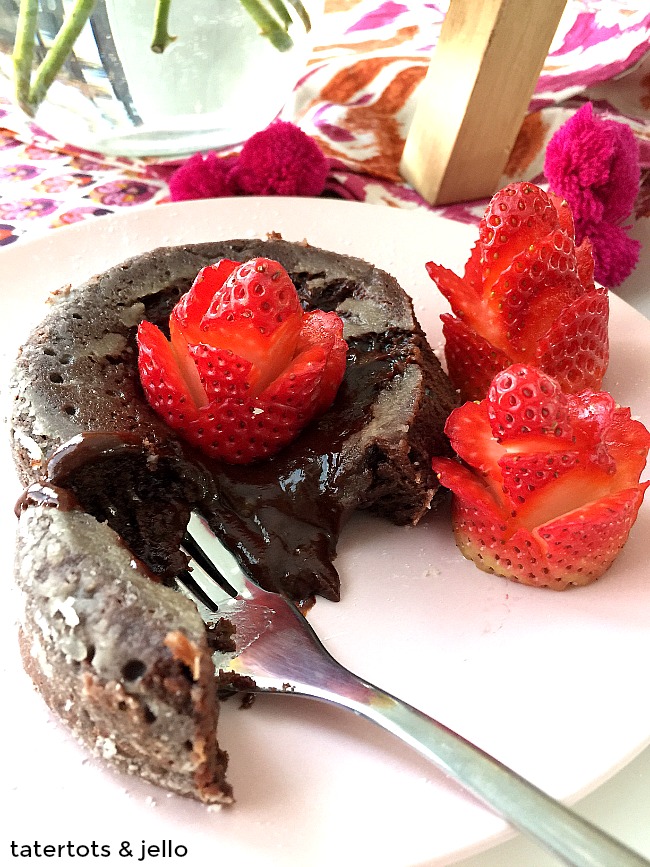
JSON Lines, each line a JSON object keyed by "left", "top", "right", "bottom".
{"left": 231, "top": 120, "right": 329, "bottom": 197}
{"left": 169, "top": 152, "right": 237, "bottom": 202}
{"left": 580, "top": 219, "right": 641, "bottom": 289}
{"left": 544, "top": 103, "right": 641, "bottom": 287}
{"left": 167, "top": 123, "right": 329, "bottom": 204}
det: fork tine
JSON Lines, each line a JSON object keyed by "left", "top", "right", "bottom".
{"left": 183, "top": 511, "right": 250, "bottom": 597}
{"left": 174, "top": 568, "right": 219, "bottom": 618}
{"left": 181, "top": 532, "right": 238, "bottom": 599}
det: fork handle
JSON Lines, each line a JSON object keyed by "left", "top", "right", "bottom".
{"left": 299, "top": 666, "right": 649, "bottom": 867}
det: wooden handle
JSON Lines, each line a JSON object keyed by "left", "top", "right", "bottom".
{"left": 400, "top": 0, "right": 567, "bottom": 205}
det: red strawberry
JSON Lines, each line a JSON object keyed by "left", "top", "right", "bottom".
{"left": 486, "top": 364, "right": 572, "bottom": 440}
{"left": 498, "top": 451, "right": 580, "bottom": 508}
{"left": 172, "top": 257, "right": 303, "bottom": 395}
{"left": 137, "top": 320, "right": 202, "bottom": 424}
{"left": 172, "top": 259, "right": 239, "bottom": 329}
{"left": 440, "top": 313, "right": 511, "bottom": 403}
{"left": 426, "top": 182, "right": 609, "bottom": 400}
{"left": 297, "top": 309, "right": 348, "bottom": 414}
{"left": 432, "top": 363, "right": 650, "bottom": 589}
{"left": 535, "top": 285, "right": 609, "bottom": 391}
{"left": 137, "top": 258, "right": 347, "bottom": 464}
{"left": 479, "top": 182, "right": 559, "bottom": 295}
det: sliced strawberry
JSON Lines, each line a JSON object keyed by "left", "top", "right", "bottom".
{"left": 426, "top": 261, "right": 482, "bottom": 319}
{"left": 575, "top": 237, "right": 595, "bottom": 290}
{"left": 196, "top": 257, "right": 303, "bottom": 395}
{"left": 479, "top": 182, "right": 560, "bottom": 296}
{"left": 297, "top": 309, "right": 348, "bottom": 414}
{"left": 444, "top": 399, "right": 504, "bottom": 477}
{"left": 486, "top": 364, "right": 572, "bottom": 440}
{"left": 502, "top": 456, "right": 622, "bottom": 533}
{"left": 498, "top": 451, "right": 580, "bottom": 508}
{"left": 426, "top": 182, "right": 608, "bottom": 400}
{"left": 566, "top": 389, "right": 617, "bottom": 473}
{"left": 203, "top": 257, "right": 302, "bottom": 335}
{"left": 189, "top": 342, "right": 252, "bottom": 405}
{"left": 432, "top": 456, "right": 503, "bottom": 517}
{"left": 432, "top": 457, "right": 546, "bottom": 582}
{"left": 262, "top": 344, "right": 327, "bottom": 415}
{"left": 441, "top": 313, "right": 510, "bottom": 401}
{"left": 137, "top": 257, "right": 348, "bottom": 464}
{"left": 463, "top": 239, "right": 484, "bottom": 294}
{"left": 188, "top": 350, "right": 326, "bottom": 464}
{"left": 433, "top": 363, "right": 650, "bottom": 589}
{"left": 137, "top": 321, "right": 201, "bottom": 427}
{"left": 441, "top": 473, "right": 649, "bottom": 590}
{"left": 547, "top": 192, "right": 574, "bottom": 237}
{"left": 168, "top": 317, "right": 211, "bottom": 408}
{"left": 535, "top": 286, "right": 609, "bottom": 393}
{"left": 603, "top": 406, "right": 650, "bottom": 486}
{"left": 172, "top": 259, "right": 238, "bottom": 330}
{"left": 494, "top": 233, "right": 583, "bottom": 350}
{"left": 197, "top": 399, "right": 306, "bottom": 465}
{"left": 533, "top": 484, "right": 650, "bottom": 587}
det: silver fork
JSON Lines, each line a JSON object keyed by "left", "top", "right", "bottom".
{"left": 177, "top": 511, "right": 649, "bottom": 867}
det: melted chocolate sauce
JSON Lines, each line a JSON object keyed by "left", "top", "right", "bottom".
{"left": 46, "top": 431, "right": 153, "bottom": 485}
{"left": 15, "top": 482, "right": 79, "bottom": 516}
{"left": 40, "top": 431, "right": 202, "bottom": 585}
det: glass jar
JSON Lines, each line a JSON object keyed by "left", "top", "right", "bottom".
{"left": 0, "top": 0, "right": 319, "bottom": 158}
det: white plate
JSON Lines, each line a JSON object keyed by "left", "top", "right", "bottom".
{"left": 1, "top": 198, "right": 649, "bottom": 867}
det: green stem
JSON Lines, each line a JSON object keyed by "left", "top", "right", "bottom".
{"left": 239, "top": 0, "right": 294, "bottom": 52}
{"left": 151, "top": 0, "right": 176, "bottom": 53}
{"left": 268, "top": 0, "right": 292, "bottom": 30}
{"left": 28, "top": 0, "right": 97, "bottom": 111}
{"left": 12, "top": 0, "right": 39, "bottom": 114}
{"left": 285, "top": 0, "right": 311, "bottom": 32}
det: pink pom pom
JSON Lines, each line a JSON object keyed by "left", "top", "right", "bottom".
{"left": 169, "top": 152, "right": 237, "bottom": 202}
{"left": 580, "top": 219, "right": 641, "bottom": 289}
{"left": 231, "top": 120, "right": 329, "bottom": 197}
{"left": 545, "top": 103, "right": 640, "bottom": 224}
{"left": 544, "top": 102, "right": 641, "bottom": 287}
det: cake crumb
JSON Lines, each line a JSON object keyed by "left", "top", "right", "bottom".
{"left": 13, "top": 429, "right": 43, "bottom": 462}
{"left": 54, "top": 595, "right": 80, "bottom": 627}
{"left": 164, "top": 630, "right": 202, "bottom": 680}
{"left": 47, "top": 283, "right": 72, "bottom": 302}
{"left": 96, "top": 735, "right": 117, "bottom": 759}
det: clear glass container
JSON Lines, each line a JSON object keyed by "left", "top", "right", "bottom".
{"left": 0, "top": 0, "right": 319, "bottom": 158}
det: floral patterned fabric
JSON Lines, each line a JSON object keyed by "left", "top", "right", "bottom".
{"left": 0, "top": 0, "right": 648, "bottom": 247}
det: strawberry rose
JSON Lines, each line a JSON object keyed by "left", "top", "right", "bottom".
{"left": 431, "top": 364, "right": 650, "bottom": 589}
{"left": 426, "top": 182, "right": 609, "bottom": 401}
{"left": 137, "top": 257, "right": 347, "bottom": 464}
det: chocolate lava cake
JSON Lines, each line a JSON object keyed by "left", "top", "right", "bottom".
{"left": 9, "top": 237, "right": 458, "bottom": 803}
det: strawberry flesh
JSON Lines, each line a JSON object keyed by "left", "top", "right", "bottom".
{"left": 427, "top": 182, "right": 609, "bottom": 400}
{"left": 432, "top": 363, "right": 650, "bottom": 589}
{"left": 486, "top": 364, "right": 572, "bottom": 440}
{"left": 440, "top": 313, "right": 511, "bottom": 403}
{"left": 172, "top": 259, "right": 239, "bottom": 329}
{"left": 535, "top": 286, "right": 609, "bottom": 392}
{"left": 137, "top": 258, "right": 347, "bottom": 464}
{"left": 137, "top": 320, "right": 201, "bottom": 425}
